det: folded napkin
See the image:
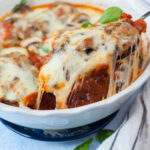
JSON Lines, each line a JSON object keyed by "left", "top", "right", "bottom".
{"left": 97, "top": 78, "right": 150, "bottom": 150}
{"left": 96, "top": 1, "right": 150, "bottom": 149}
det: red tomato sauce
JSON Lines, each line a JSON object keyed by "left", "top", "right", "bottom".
{"left": 121, "top": 12, "right": 147, "bottom": 33}
{"left": 29, "top": 52, "right": 51, "bottom": 70}
{"left": 22, "top": 92, "right": 56, "bottom": 110}
{"left": 0, "top": 22, "right": 13, "bottom": 40}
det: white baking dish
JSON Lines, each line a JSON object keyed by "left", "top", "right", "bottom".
{"left": 0, "top": 0, "right": 149, "bottom": 130}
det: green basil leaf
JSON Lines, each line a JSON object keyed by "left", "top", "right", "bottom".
{"left": 97, "top": 129, "right": 114, "bottom": 143}
{"left": 12, "top": 0, "right": 28, "bottom": 12}
{"left": 21, "top": 0, "right": 28, "bottom": 5}
{"left": 12, "top": 4, "right": 22, "bottom": 12}
{"left": 100, "top": 7, "right": 123, "bottom": 24}
{"left": 74, "top": 138, "right": 93, "bottom": 150}
{"left": 39, "top": 44, "right": 51, "bottom": 54}
{"left": 81, "top": 21, "right": 93, "bottom": 27}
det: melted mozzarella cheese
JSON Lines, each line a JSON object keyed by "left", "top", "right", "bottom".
{"left": 2, "top": 2, "right": 103, "bottom": 55}
{"left": 0, "top": 47, "right": 38, "bottom": 103}
{"left": 38, "top": 20, "right": 147, "bottom": 109}
{"left": 38, "top": 25, "right": 118, "bottom": 109}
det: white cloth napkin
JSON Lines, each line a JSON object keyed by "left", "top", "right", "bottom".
{"left": 97, "top": 78, "right": 150, "bottom": 150}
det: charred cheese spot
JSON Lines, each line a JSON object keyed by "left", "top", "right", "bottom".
{"left": 52, "top": 2, "right": 78, "bottom": 22}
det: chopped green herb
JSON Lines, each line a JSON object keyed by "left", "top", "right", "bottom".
{"left": 12, "top": 5, "right": 21, "bottom": 12}
{"left": 97, "top": 129, "right": 114, "bottom": 143}
{"left": 99, "top": 7, "right": 123, "bottom": 24}
{"left": 74, "top": 138, "right": 93, "bottom": 150}
{"left": 81, "top": 21, "right": 93, "bottom": 27}
{"left": 39, "top": 44, "right": 51, "bottom": 54}
{"left": 21, "top": 0, "right": 28, "bottom": 5}
{"left": 12, "top": 0, "right": 28, "bottom": 12}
